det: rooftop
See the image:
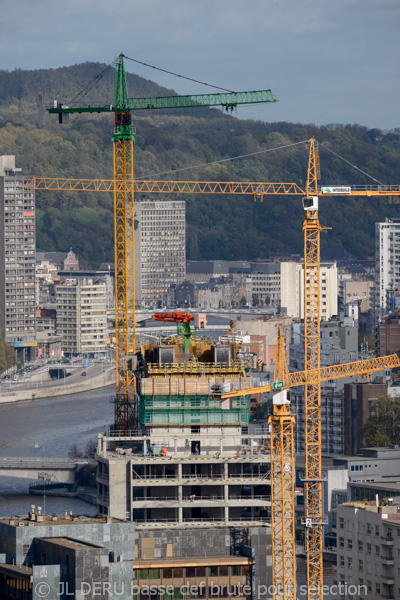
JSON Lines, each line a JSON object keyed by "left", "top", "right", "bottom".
{"left": 0, "top": 514, "right": 126, "bottom": 527}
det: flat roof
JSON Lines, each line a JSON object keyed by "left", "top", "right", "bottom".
{"left": 0, "top": 515, "right": 126, "bottom": 526}
{"left": 42, "top": 537, "right": 103, "bottom": 550}
{"left": 0, "top": 564, "right": 32, "bottom": 581}
{"left": 349, "top": 481, "right": 400, "bottom": 491}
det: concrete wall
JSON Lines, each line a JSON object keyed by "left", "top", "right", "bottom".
{"left": 0, "top": 367, "right": 115, "bottom": 404}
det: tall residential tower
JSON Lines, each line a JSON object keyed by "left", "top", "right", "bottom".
{"left": 134, "top": 200, "right": 186, "bottom": 305}
{"left": 0, "top": 156, "right": 36, "bottom": 363}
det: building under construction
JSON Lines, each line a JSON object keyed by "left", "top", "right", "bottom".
{"left": 96, "top": 329, "right": 273, "bottom": 592}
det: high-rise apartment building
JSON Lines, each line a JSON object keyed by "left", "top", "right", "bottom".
{"left": 375, "top": 218, "right": 400, "bottom": 316}
{"left": 290, "top": 306, "right": 359, "bottom": 455}
{"left": 0, "top": 155, "right": 36, "bottom": 363}
{"left": 336, "top": 502, "right": 400, "bottom": 600}
{"left": 134, "top": 200, "right": 186, "bottom": 304}
{"left": 56, "top": 277, "right": 107, "bottom": 356}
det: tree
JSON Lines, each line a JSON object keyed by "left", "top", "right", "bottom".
{"left": 84, "top": 439, "right": 97, "bottom": 459}
{"left": 361, "top": 396, "right": 400, "bottom": 447}
{"left": 240, "top": 296, "right": 247, "bottom": 306}
{"left": 68, "top": 443, "right": 84, "bottom": 459}
{"left": 252, "top": 294, "right": 260, "bottom": 306}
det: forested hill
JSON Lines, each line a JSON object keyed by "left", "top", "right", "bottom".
{"left": 0, "top": 61, "right": 399, "bottom": 268}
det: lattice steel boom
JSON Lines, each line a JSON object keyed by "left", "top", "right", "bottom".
{"left": 269, "top": 326, "right": 296, "bottom": 600}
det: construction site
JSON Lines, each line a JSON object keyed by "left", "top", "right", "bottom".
{"left": 18, "top": 54, "right": 400, "bottom": 600}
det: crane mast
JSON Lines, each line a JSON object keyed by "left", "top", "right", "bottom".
{"left": 302, "top": 139, "right": 324, "bottom": 599}
{"left": 269, "top": 326, "right": 296, "bottom": 600}
{"left": 112, "top": 57, "right": 137, "bottom": 429}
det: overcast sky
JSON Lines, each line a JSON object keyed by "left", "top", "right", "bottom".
{"left": 1, "top": 0, "right": 399, "bottom": 129}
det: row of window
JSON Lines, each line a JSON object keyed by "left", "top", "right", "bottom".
{"left": 135, "top": 566, "right": 247, "bottom": 580}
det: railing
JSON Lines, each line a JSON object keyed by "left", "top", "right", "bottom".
{"left": 132, "top": 473, "right": 270, "bottom": 481}
{"left": 134, "top": 517, "right": 270, "bottom": 524}
{"left": 380, "top": 535, "right": 394, "bottom": 543}
{"left": 132, "top": 495, "right": 271, "bottom": 502}
{"left": 147, "top": 362, "right": 246, "bottom": 376}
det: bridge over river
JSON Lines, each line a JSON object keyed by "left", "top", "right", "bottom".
{"left": 0, "top": 457, "right": 92, "bottom": 484}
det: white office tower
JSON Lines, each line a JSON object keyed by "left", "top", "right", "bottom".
{"left": 134, "top": 200, "right": 186, "bottom": 305}
{"left": 375, "top": 218, "right": 400, "bottom": 317}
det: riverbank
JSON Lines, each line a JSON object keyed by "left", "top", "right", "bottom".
{"left": 29, "top": 482, "right": 97, "bottom": 505}
{"left": 0, "top": 367, "right": 115, "bottom": 404}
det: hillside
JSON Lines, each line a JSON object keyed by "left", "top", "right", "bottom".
{"left": 0, "top": 62, "right": 399, "bottom": 267}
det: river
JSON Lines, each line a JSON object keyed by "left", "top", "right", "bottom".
{"left": 0, "top": 386, "right": 114, "bottom": 516}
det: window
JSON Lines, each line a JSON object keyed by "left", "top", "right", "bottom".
{"left": 367, "top": 543, "right": 371, "bottom": 555}
{"left": 367, "top": 524, "right": 372, "bottom": 535}
{"left": 375, "top": 526, "right": 379, "bottom": 537}
{"left": 347, "top": 558, "right": 353, "bottom": 568}
{"left": 358, "top": 541, "right": 363, "bottom": 552}
{"left": 375, "top": 545, "right": 380, "bottom": 557}
{"left": 358, "top": 560, "right": 363, "bottom": 571}
{"left": 347, "top": 539, "right": 353, "bottom": 550}
{"left": 163, "top": 568, "right": 172, "bottom": 579}
{"left": 149, "top": 569, "right": 159, "bottom": 579}
{"left": 339, "top": 517, "right": 344, "bottom": 529}
{"left": 339, "top": 537, "right": 344, "bottom": 548}
{"left": 340, "top": 557, "right": 344, "bottom": 567}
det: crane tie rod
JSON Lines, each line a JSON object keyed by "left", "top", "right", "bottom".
{"left": 140, "top": 140, "right": 309, "bottom": 180}
{"left": 319, "top": 142, "right": 384, "bottom": 185}
{"left": 123, "top": 54, "right": 235, "bottom": 94}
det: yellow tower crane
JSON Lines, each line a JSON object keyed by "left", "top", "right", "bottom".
{"left": 44, "top": 53, "right": 278, "bottom": 431}
{"left": 28, "top": 126, "right": 400, "bottom": 598}
{"left": 218, "top": 326, "right": 400, "bottom": 600}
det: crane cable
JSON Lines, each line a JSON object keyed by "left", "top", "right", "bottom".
{"left": 66, "top": 57, "right": 117, "bottom": 108}
{"left": 138, "top": 139, "right": 309, "bottom": 180}
{"left": 319, "top": 142, "right": 384, "bottom": 185}
{"left": 123, "top": 54, "right": 236, "bottom": 94}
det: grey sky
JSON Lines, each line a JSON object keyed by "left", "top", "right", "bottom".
{"left": 1, "top": 0, "right": 399, "bottom": 129}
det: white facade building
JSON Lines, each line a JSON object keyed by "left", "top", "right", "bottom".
{"left": 337, "top": 502, "right": 400, "bottom": 600}
{"left": 56, "top": 278, "right": 107, "bottom": 356}
{"left": 280, "top": 261, "right": 338, "bottom": 320}
{"left": 375, "top": 218, "right": 400, "bottom": 315}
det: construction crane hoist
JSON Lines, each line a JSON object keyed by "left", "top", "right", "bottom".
{"left": 27, "top": 54, "right": 400, "bottom": 600}
{"left": 152, "top": 312, "right": 195, "bottom": 354}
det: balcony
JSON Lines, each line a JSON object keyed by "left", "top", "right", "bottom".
{"left": 381, "top": 574, "right": 395, "bottom": 585}
{"left": 380, "top": 535, "right": 394, "bottom": 545}
{"left": 381, "top": 556, "right": 394, "bottom": 565}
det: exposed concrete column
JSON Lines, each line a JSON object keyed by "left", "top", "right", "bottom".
{"left": 178, "top": 463, "right": 182, "bottom": 479}
{"left": 178, "top": 485, "right": 182, "bottom": 502}
{"left": 224, "top": 506, "right": 229, "bottom": 522}
{"left": 97, "top": 434, "right": 102, "bottom": 454}
{"left": 143, "top": 439, "right": 147, "bottom": 455}
{"left": 224, "top": 483, "right": 229, "bottom": 502}
{"left": 174, "top": 437, "right": 178, "bottom": 454}
{"left": 178, "top": 507, "right": 183, "bottom": 523}
{"left": 224, "top": 462, "right": 228, "bottom": 479}
{"left": 220, "top": 437, "right": 223, "bottom": 454}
